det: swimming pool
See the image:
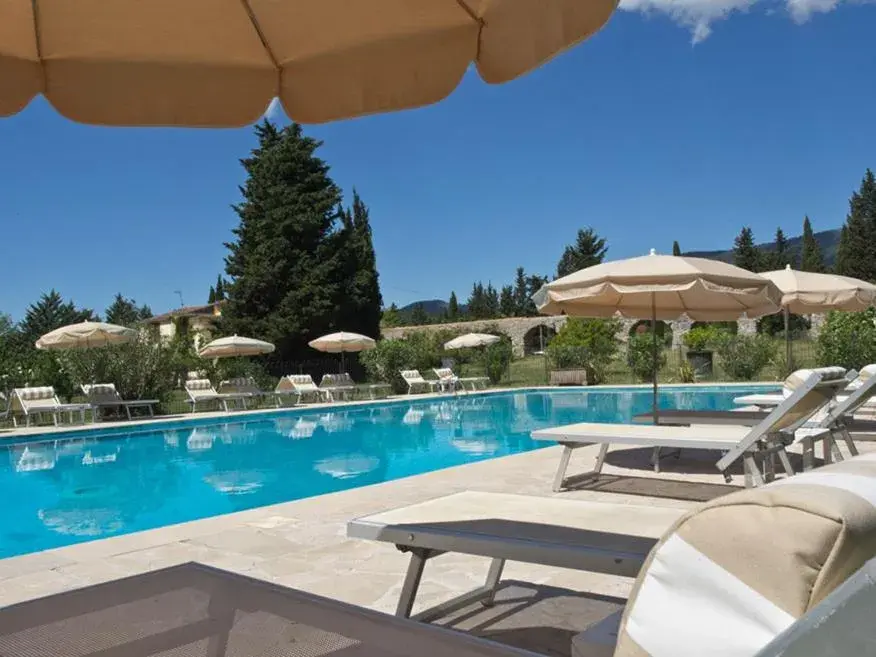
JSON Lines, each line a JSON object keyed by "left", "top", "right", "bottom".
{"left": 0, "top": 385, "right": 775, "bottom": 559}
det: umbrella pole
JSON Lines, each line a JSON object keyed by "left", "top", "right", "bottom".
{"left": 652, "top": 294, "right": 658, "bottom": 425}
{"left": 340, "top": 352, "right": 345, "bottom": 374}
{"left": 784, "top": 306, "right": 792, "bottom": 374}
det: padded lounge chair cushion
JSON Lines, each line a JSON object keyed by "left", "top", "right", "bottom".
{"left": 614, "top": 452, "right": 876, "bottom": 657}
{"left": 186, "top": 379, "right": 214, "bottom": 392}
{"left": 17, "top": 386, "right": 55, "bottom": 401}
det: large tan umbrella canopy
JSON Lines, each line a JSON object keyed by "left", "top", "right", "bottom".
{"left": 198, "top": 335, "right": 275, "bottom": 359}
{"left": 444, "top": 333, "right": 501, "bottom": 350}
{"left": 760, "top": 265, "right": 876, "bottom": 369}
{"left": 309, "top": 332, "right": 376, "bottom": 371}
{"left": 533, "top": 249, "right": 783, "bottom": 421}
{"left": 0, "top": 1, "right": 617, "bottom": 127}
{"left": 35, "top": 321, "right": 138, "bottom": 350}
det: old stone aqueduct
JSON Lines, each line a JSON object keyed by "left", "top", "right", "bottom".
{"left": 383, "top": 314, "right": 827, "bottom": 358}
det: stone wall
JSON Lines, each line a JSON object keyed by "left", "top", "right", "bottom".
{"left": 383, "top": 316, "right": 568, "bottom": 357}
{"left": 383, "top": 313, "right": 826, "bottom": 357}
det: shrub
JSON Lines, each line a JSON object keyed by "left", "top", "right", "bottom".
{"left": 715, "top": 334, "right": 775, "bottom": 381}
{"left": 627, "top": 333, "right": 667, "bottom": 382}
{"left": 360, "top": 339, "right": 414, "bottom": 394}
{"left": 676, "top": 359, "right": 696, "bottom": 383}
{"left": 546, "top": 318, "right": 620, "bottom": 385}
{"left": 817, "top": 309, "right": 876, "bottom": 371}
{"left": 482, "top": 337, "right": 512, "bottom": 384}
{"left": 683, "top": 325, "right": 725, "bottom": 352}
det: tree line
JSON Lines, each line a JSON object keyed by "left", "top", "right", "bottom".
{"left": 384, "top": 227, "right": 608, "bottom": 327}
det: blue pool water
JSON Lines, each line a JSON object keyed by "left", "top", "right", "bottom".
{"left": 0, "top": 386, "right": 776, "bottom": 559}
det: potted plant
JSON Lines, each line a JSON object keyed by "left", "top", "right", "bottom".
{"left": 683, "top": 326, "right": 721, "bottom": 377}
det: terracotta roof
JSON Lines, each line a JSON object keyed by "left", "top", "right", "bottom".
{"left": 143, "top": 301, "right": 224, "bottom": 325}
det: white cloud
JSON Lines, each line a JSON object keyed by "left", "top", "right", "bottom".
{"left": 618, "top": 0, "right": 870, "bottom": 42}
{"left": 263, "top": 97, "right": 285, "bottom": 122}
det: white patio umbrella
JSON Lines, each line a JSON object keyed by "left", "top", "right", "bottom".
{"left": 444, "top": 333, "right": 501, "bottom": 350}
{"left": 533, "top": 249, "right": 783, "bottom": 422}
{"left": 35, "top": 321, "right": 137, "bottom": 350}
{"left": 309, "top": 332, "right": 376, "bottom": 372}
{"left": 198, "top": 335, "right": 275, "bottom": 359}
{"left": 760, "top": 265, "right": 876, "bottom": 369}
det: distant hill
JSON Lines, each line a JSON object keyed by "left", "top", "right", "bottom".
{"left": 686, "top": 228, "right": 841, "bottom": 267}
{"left": 397, "top": 299, "right": 469, "bottom": 321}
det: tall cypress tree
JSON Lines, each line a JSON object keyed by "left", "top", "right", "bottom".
{"left": 224, "top": 121, "right": 346, "bottom": 361}
{"left": 733, "top": 227, "right": 762, "bottom": 272}
{"left": 799, "top": 216, "right": 825, "bottom": 273}
{"left": 334, "top": 190, "right": 382, "bottom": 338}
{"left": 672, "top": 241, "right": 682, "bottom": 256}
{"left": 836, "top": 170, "right": 876, "bottom": 282}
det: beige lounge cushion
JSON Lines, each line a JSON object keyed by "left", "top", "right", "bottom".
{"left": 614, "top": 452, "right": 876, "bottom": 657}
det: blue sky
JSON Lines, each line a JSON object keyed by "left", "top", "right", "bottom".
{"left": 1, "top": 3, "right": 875, "bottom": 321}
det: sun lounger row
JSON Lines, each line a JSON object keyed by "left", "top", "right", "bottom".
{"left": 4, "top": 385, "right": 157, "bottom": 427}
{"left": 400, "top": 368, "right": 489, "bottom": 394}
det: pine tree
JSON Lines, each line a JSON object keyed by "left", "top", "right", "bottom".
{"left": 733, "top": 227, "right": 762, "bottom": 272}
{"left": 512, "top": 267, "right": 530, "bottom": 315}
{"left": 799, "top": 216, "right": 826, "bottom": 273}
{"left": 499, "top": 285, "right": 516, "bottom": 317}
{"left": 447, "top": 292, "right": 459, "bottom": 321}
{"left": 105, "top": 293, "right": 152, "bottom": 327}
{"left": 765, "top": 227, "right": 790, "bottom": 270}
{"left": 20, "top": 290, "right": 96, "bottom": 342}
{"left": 381, "top": 303, "right": 401, "bottom": 328}
{"left": 208, "top": 286, "right": 216, "bottom": 304}
{"left": 467, "top": 282, "right": 487, "bottom": 319}
{"left": 409, "top": 303, "right": 429, "bottom": 325}
{"left": 484, "top": 284, "right": 500, "bottom": 319}
{"left": 224, "top": 121, "right": 359, "bottom": 361}
{"left": 672, "top": 241, "right": 682, "bottom": 257}
{"left": 835, "top": 170, "right": 876, "bottom": 282}
{"left": 556, "top": 228, "right": 608, "bottom": 278}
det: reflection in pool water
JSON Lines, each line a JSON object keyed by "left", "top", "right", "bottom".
{"left": 0, "top": 386, "right": 775, "bottom": 559}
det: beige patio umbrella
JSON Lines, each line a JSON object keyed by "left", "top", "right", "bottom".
{"left": 444, "top": 333, "right": 501, "bottom": 350}
{"left": 533, "top": 249, "right": 783, "bottom": 422}
{"left": 35, "top": 321, "right": 138, "bottom": 350}
{"left": 760, "top": 265, "right": 876, "bottom": 369}
{"left": 198, "top": 335, "right": 275, "bottom": 359}
{"left": 0, "top": 1, "right": 617, "bottom": 127}
{"left": 309, "top": 332, "right": 376, "bottom": 372}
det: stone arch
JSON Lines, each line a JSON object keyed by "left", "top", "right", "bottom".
{"left": 523, "top": 324, "right": 557, "bottom": 355}
{"left": 628, "top": 319, "right": 673, "bottom": 347}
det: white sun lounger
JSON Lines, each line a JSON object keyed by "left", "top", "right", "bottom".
{"left": 81, "top": 383, "right": 158, "bottom": 420}
{"left": 184, "top": 379, "right": 251, "bottom": 413}
{"left": 533, "top": 368, "right": 849, "bottom": 490}
{"left": 350, "top": 454, "right": 876, "bottom": 657}
{"left": 734, "top": 363, "right": 876, "bottom": 408}
{"left": 9, "top": 386, "right": 91, "bottom": 427}
{"left": 634, "top": 366, "right": 876, "bottom": 462}
{"left": 348, "top": 491, "right": 684, "bottom": 621}
{"left": 274, "top": 374, "right": 329, "bottom": 404}
{"left": 400, "top": 370, "right": 439, "bottom": 394}
{"left": 434, "top": 367, "right": 489, "bottom": 391}
{"left": 319, "top": 373, "right": 356, "bottom": 401}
